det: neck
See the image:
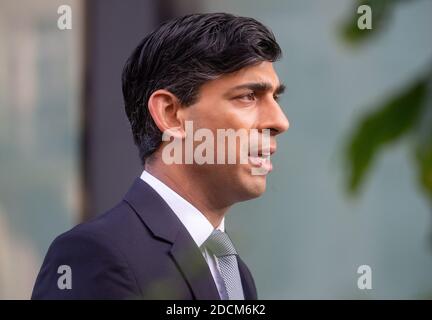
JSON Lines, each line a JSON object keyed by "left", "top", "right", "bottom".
{"left": 144, "top": 159, "right": 230, "bottom": 228}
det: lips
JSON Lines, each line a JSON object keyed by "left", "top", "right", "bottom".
{"left": 248, "top": 155, "right": 272, "bottom": 172}
{"left": 247, "top": 146, "right": 276, "bottom": 173}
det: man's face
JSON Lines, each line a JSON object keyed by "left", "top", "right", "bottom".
{"left": 178, "top": 61, "right": 289, "bottom": 207}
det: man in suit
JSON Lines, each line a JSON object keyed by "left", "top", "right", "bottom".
{"left": 32, "top": 12, "right": 289, "bottom": 300}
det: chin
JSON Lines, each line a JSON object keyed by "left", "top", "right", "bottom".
{"left": 204, "top": 164, "right": 268, "bottom": 204}
{"left": 247, "top": 176, "right": 267, "bottom": 197}
{"left": 234, "top": 168, "right": 268, "bottom": 201}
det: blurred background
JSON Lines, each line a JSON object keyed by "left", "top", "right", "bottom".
{"left": 1, "top": 0, "right": 431, "bottom": 299}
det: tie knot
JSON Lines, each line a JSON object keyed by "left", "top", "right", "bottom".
{"left": 204, "top": 229, "right": 238, "bottom": 257}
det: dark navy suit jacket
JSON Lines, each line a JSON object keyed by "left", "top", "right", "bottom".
{"left": 31, "top": 178, "right": 258, "bottom": 299}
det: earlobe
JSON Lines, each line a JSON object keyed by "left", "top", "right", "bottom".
{"left": 147, "top": 89, "right": 185, "bottom": 138}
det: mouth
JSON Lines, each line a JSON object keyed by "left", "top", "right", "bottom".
{"left": 247, "top": 146, "right": 276, "bottom": 174}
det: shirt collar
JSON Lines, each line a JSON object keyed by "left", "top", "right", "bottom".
{"left": 140, "top": 170, "right": 224, "bottom": 247}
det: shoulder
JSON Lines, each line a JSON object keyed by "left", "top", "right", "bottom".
{"left": 31, "top": 201, "right": 147, "bottom": 299}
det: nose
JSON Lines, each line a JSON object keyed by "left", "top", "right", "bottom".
{"left": 259, "top": 98, "right": 289, "bottom": 136}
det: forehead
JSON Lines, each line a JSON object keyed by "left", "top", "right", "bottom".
{"left": 202, "top": 61, "right": 281, "bottom": 93}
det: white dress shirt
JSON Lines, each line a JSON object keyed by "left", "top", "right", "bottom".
{"left": 140, "top": 170, "right": 239, "bottom": 299}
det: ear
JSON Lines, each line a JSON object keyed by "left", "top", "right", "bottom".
{"left": 147, "top": 89, "right": 185, "bottom": 138}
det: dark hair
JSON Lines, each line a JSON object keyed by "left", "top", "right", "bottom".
{"left": 122, "top": 12, "right": 282, "bottom": 164}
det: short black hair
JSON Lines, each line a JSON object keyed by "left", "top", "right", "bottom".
{"left": 122, "top": 12, "right": 282, "bottom": 164}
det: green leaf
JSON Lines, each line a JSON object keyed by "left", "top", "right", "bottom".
{"left": 416, "top": 139, "right": 432, "bottom": 201}
{"left": 346, "top": 78, "right": 428, "bottom": 194}
{"left": 415, "top": 85, "right": 432, "bottom": 200}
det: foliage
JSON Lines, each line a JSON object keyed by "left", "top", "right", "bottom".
{"left": 341, "top": 0, "right": 432, "bottom": 202}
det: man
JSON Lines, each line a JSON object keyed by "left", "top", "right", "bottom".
{"left": 32, "top": 12, "right": 289, "bottom": 300}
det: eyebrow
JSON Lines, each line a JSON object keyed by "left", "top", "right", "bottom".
{"left": 226, "top": 82, "right": 286, "bottom": 96}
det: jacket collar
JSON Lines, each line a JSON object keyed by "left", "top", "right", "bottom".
{"left": 237, "top": 256, "right": 258, "bottom": 300}
{"left": 123, "top": 178, "right": 220, "bottom": 299}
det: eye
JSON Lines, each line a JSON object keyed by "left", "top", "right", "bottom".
{"left": 273, "top": 94, "right": 280, "bottom": 102}
{"left": 237, "top": 92, "right": 256, "bottom": 102}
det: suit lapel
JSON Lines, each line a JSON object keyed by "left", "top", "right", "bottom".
{"left": 237, "top": 256, "right": 258, "bottom": 300}
{"left": 170, "top": 230, "right": 220, "bottom": 300}
{"left": 124, "top": 178, "right": 220, "bottom": 300}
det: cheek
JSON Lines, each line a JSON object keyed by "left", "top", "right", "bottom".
{"left": 185, "top": 101, "right": 225, "bottom": 127}
{"left": 188, "top": 99, "right": 257, "bottom": 131}
{"left": 213, "top": 106, "right": 257, "bottom": 130}
{"left": 227, "top": 112, "right": 257, "bottom": 131}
